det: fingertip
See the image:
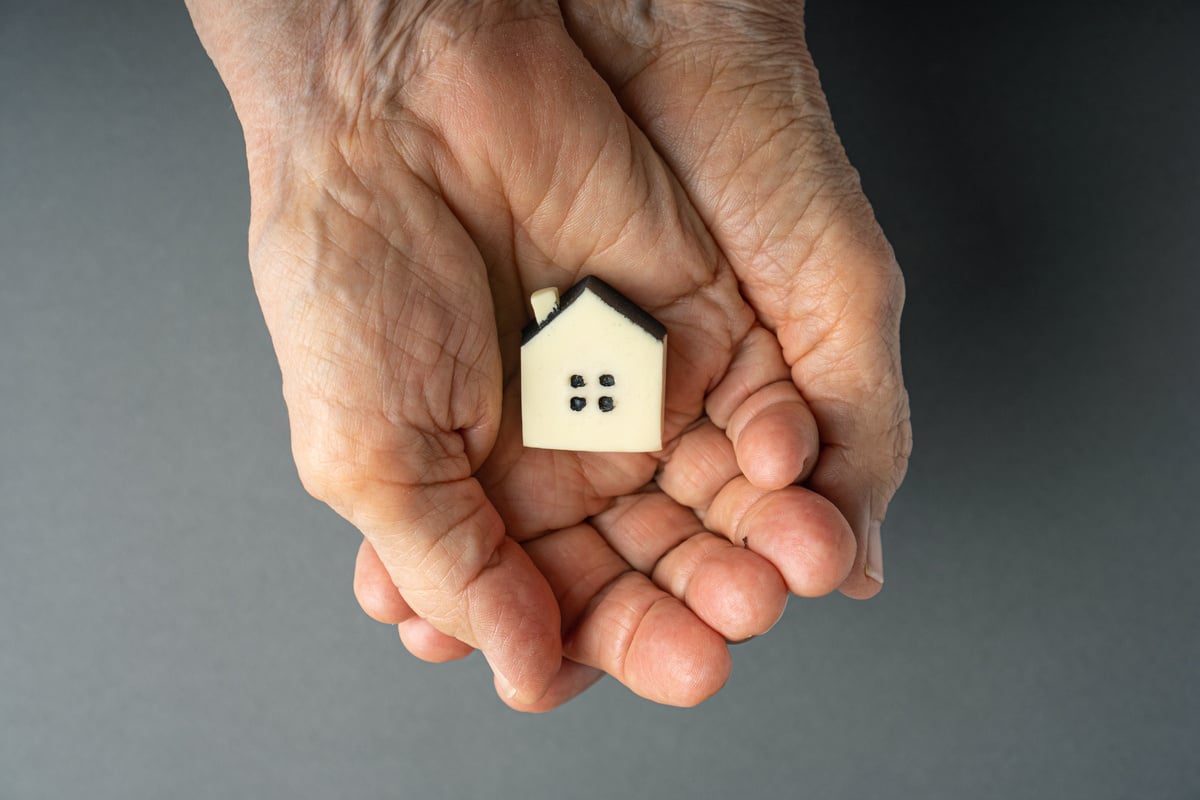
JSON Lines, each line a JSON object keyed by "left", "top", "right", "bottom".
{"left": 726, "top": 381, "right": 819, "bottom": 491}
{"left": 353, "top": 539, "right": 416, "bottom": 625}
{"left": 559, "top": 570, "right": 732, "bottom": 707}
{"left": 733, "top": 400, "right": 817, "bottom": 490}
{"left": 624, "top": 598, "right": 731, "bottom": 707}
{"left": 362, "top": 480, "right": 562, "bottom": 703}
{"left": 839, "top": 574, "right": 884, "bottom": 600}
{"left": 740, "top": 488, "right": 857, "bottom": 597}
{"left": 840, "top": 521, "right": 885, "bottom": 599}
{"left": 474, "top": 538, "right": 564, "bottom": 704}
{"left": 685, "top": 547, "right": 788, "bottom": 641}
{"left": 495, "top": 660, "right": 605, "bottom": 713}
{"left": 397, "top": 619, "right": 475, "bottom": 663}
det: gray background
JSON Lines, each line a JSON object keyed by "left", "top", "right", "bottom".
{"left": 2, "top": 0, "right": 1197, "bottom": 798}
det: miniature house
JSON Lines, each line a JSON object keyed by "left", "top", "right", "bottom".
{"left": 520, "top": 276, "right": 667, "bottom": 452}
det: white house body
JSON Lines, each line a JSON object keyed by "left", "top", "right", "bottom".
{"left": 520, "top": 278, "right": 667, "bottom": 453}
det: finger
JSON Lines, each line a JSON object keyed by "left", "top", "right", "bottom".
{"left": 569, "top": 573, "right": 730, "bottom": 707}
{"left": 523, "top": 525, "right": 730, "bottom": 706}
{"left": 589, "top": 492, "right": 788, "bottom": 641}
{"left": 786, "top": 251, "right": 911, "bottom": 599}
{"left": 809, "top": 456, "right": 882, "bottom": 600}
{"left": 397, "top": 618, "right": 476, "bottom": 664}
{"left": 354, "top": 539, "right": 477, "bottom": 661}
{"left": 656, "top": 419, "right": 742, "bottom": 510}
{"left": 705, "top": 325, "right": 819, "bottom": 490}
{"left": 496, "top": 659, "right": 605, "bottom": 713}
{"left": 808, "top": 395, "right": 911, "bottom": 600}
{"left": 705, "top": 477, "right": 855, "bottom": 597}
{"left": 350, "top": 476, "right": 562, "bottom": 701}
{"left": 559, "top": 1, "right": 912, "bottom": 595}
{"left": 354, "top": 538, "right": 416, "bottom": 624}
{"left": 783, "top": 262, "right": 909, "bottom": 599}
{"left": 652, "top": 533, "right": 788, "bottom": 642}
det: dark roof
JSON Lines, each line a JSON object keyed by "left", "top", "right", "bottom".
{"left": 520, "top": 276, "right": 668, "bottom": 345}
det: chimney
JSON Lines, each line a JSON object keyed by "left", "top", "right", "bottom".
{"left": 530, "top": 287, "right": 559, "bottom": 325}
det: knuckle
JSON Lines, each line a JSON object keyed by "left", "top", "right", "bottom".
{"left": 285, "top": 389, "right": 473, "bottom": 508}
{"left": 291, "top": 425, "right": 369, "bottom": 505}
{"left": 287, "top": 405, "right": 401, "bottom": 505}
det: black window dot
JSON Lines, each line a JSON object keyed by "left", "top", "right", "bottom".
{"left": 599, "top": 374, "right": 615, "bottom": 387}
{"left": 570, "top": 374, "right": 585, "bottom": 388}
{"left": 570, "top": 397, "right": 586, "bottom": 412}
{"left": 598, "top": 396, "right": 614, "bottom": 412}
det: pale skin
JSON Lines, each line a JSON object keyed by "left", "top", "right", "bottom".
{"left": 186, "top": 0, "right": 911, "bottom": 711}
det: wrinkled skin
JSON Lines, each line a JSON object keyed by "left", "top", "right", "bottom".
{"left": 187, "top": 0, "right": 911, "bottom": 710}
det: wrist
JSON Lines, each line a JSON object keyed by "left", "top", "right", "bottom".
{"left": 186, "top": 1, "right": 560, "bottom": 209}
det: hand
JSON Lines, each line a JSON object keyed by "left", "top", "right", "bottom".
{"left": 554, "top": 0, "right": 912, "bottom": 600}
{"left": 187, "top": 0, "right": 909, "bottom": 710}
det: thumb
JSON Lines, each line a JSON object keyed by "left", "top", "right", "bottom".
{"left": 274, "top": 315, "right": 563, "bottom": 703}
{"left": 247, "top": 163, "right": 563, "bottom": 702}
{"left": 336, "top": 466, "right": 563, "bottom": 700}
{"left": 794, "top": 261, "right": 912, "bottom": 599}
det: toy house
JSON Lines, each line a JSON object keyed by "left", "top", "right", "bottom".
{"left": 520, "top": 276, "right": 667, "bottom": 452}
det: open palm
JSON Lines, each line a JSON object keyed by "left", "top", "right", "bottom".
{"left": 188, "top": 1, "right": 910, "bottom": 710}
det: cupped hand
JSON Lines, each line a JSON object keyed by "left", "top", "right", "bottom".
{"left": 187, "top": 0, "right": 909, "bottom": 711}
{"left": 554, "top": 0, "right": 914, "bottom": 599}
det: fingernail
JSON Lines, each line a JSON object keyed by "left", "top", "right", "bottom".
{"left": 865, "top": 521, "right": 884, "bottom": 584}
{"left": 487, "top": 657, "right": 520, "bottom": 700}
{"left": 494, "top": 676, "right": 518, "bottom": 700}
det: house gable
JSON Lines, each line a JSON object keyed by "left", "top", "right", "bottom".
{"left": 521, "top": 276, "right": 667, "bottom": 345}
